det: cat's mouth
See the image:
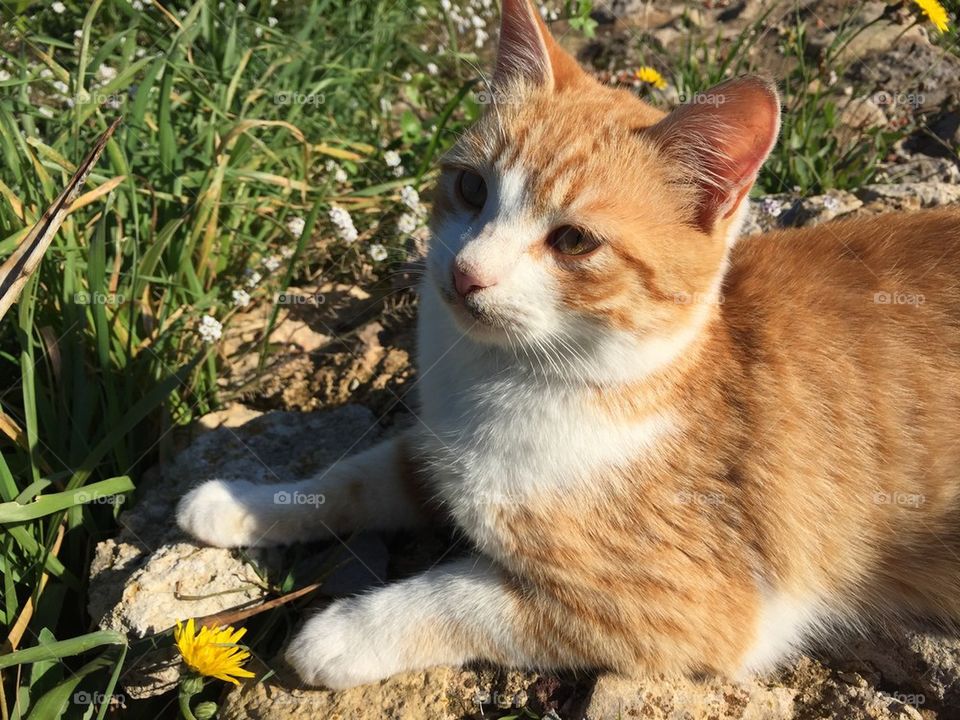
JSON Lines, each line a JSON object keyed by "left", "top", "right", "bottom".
{"left": 439, "top": 283, "right": 520, "bottom": 336}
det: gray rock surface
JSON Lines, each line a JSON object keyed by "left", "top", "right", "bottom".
{"left": 88, "top": 403, "right": 382, "bottom": 698}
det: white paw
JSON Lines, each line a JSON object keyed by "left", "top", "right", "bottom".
{"left": 285, "top": 600, "right": 401, "bottom": 690}
{"left": 176, "top": 480, "right": 268, "bottom": 548}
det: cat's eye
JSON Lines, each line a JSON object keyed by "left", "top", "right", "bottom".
{"left": 456, "top": 170, "right": 487, "bottom": 210}
{"left": 547, "top": 226, "right": 601, "bottom": 256}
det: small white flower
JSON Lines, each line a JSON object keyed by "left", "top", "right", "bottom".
{"left": 40, "top": 68, "right": 53, "bottom": 79}
{"left": 0, "top": 70, "right": 11, "bottom": 82}
{"left": 280, "top": 245, "right": 295, "bottom": 259}
{"left": 417, "top": 5, "right": 427, "bottom": 16}
{"left": 262, "top": 255, "right": 282, "bottom": 272}
{"left": 401, "top": 71, "right": 412, "bottom": 82}
{"left": 198, "top": 314, "right": 223, "bottom": 343}
{"left": 135, "top": 47, "right": 146, "bottom": 58}
{"left": 426, "top": 62, "right": 439, "bottom": 76}
{"left": 329, "top": 205, "right": 358, "bottom": 243}
{"left": 334, "top": 166, "right": 348, "bottom": 183}
{"left": 254, "top": 26, "right": 263, "bottom": 38}
{"left": 237, "top": 2, "right": 245, "bottom": 11}
{"left": 440, "top": 0, "right": 451, "bottom": 10}
{"left": 397, "top": 212, "right": 418, "bottom": 234}
{"left": 400, "top": 185, "right": 423, "bottom": 213}
{"left": 286, "top": 215, "right": 306, "bottom": 238}
{"left": 51, "top": 1, "right": 66, "bottom": 13}
{"left": 52, "top": 80, "right": 68, "bottom": 94}
{"left": 761, "top": 197, "right": 783, "bottom": 217}
{"left": 244, "top": 269, "right": 263, "bottom": 288}
{"left": 384, "top": 149, "right": 402, "bottom": 167}
{"left": 475, "top": 29, "right": 489, "bottom": 48}
{"left": 368, "top": 243, "right": 388, "bottom": 262}
{"left": 73, "top": 29, "right": 83, "bottom": 40}
{"left": 38, "top": 106, "right": 54, "bottom": 118}
{"left": 232, "top": 288, "right": 251, "bottom": 308}
{"left": 268, "top": 16, "right": 278, "bottom": 26}
{"left": 96, "top": 65, "right": 117, "bottom": 83}
{"left": 392, "top": 165, "right": 404, "bottom": 178}
{"left": 132, "top": 0, "right": 143, "bottom": 10}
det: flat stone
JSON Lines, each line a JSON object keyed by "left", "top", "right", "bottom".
{"left": 88, "top": 404, "right": 382, "bottom": 698}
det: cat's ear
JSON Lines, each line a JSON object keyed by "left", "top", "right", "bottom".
{"left": 647, "top": 76, "right": 780, "bottom": 237}
{"left": 493, "top": 0, "right": 583, "bottom": 91}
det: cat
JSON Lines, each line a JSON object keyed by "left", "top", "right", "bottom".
{"left": 177, "top": 0, "right": 960, "bottom": 691}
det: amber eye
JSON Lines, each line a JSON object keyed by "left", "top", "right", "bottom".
{"left": 547, "top": 226, "right": 601, "bottom": 256}
{"left": 456, "top": 170, "right": 487, "bottom": 210}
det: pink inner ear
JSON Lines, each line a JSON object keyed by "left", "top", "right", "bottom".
{"left": 494, "top": 0, "right": 551, "bottom": 87}
{"left": 493, "top": 0, "right": 584, "bottom": 91}
{"left": 650, "top": 77, "right": 781, "bottom": 234}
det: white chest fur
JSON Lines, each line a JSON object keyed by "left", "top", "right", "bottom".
{"left": 415, "top": 289, "right": 676, "bottom": 553}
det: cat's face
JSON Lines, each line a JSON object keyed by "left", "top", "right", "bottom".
{"left": 424, "top": 0, "right": 780, "bottom": 380}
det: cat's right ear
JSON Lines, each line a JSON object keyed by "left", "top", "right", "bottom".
{"left": 646, "top": 76, "right": 781, "bottom": 239}
{"left": 493, "top": 0, "right": 582, "bottom": 91}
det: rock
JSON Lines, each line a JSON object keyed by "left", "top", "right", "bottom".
{"left": 88, "top": 404, "right": 382, "bottom": 698}
{"left": 878, "top": 155, "right": 960, "bottom": 184}
{"left": 856, "top": 182, "right": 960, "bottom": 211}
{"left": 585, "top": 674, "right": 795, "bottom": 719}
{"left": 781, "top": 190, "right": 864, "bottom": 227}
{"left": 808, "top": 22, "right": 925, "bottom": 64}
{"left": 849, "top": 41, "right": 960, "bottom": 112}
{"left": 839, "top": 97, "right": 888, "bottom": 131}
{"left": 220, "top": 667, "right": 541, "bottom": 720}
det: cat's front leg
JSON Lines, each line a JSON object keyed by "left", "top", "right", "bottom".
{"left": 176, "top": 434, "right": 429, "bottom": 547}
{"left": 284, "top": 557, "right": 542, "bottom": 690}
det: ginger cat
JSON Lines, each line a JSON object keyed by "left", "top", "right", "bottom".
{"left": 177, "top": 0, "right": 960, "bottom": 691}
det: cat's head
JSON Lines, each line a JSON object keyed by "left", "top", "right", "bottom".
{"left": 424, "top": 0, "right": 780, "bottom": 382}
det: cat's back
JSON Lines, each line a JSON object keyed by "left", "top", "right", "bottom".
{"left": 724, "top": 207, "right": 960, "bottom": 341}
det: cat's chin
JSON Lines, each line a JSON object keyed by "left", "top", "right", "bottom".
{"left": 443, "top": 296, "right": 522, "bottom": 346}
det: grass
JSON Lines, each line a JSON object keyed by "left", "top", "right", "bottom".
{"left": 0, "top": 0, "right": 489, "bottom": 715}
{"left": 0, "top": 0, "right": 957, "bottom": 717}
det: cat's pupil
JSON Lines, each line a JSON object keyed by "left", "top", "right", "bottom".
{"left": 457, "top": 170, "right": 487, "bottom": 210}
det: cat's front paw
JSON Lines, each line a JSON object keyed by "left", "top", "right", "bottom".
{"left": 285, "top": 600, "right": 398, "bottom": 690}
{"left": 176, "top": 479, "right": 267, "bottom": 548}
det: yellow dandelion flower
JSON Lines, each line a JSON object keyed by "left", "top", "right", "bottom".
{"left": 174, "top": 618, "right": 256, "bottom": 685}
{"left": 913, "top": 0, "right": 950, "bottom": 33}
{"left": 636, "top": 66, "right": 667, "bottom": 90}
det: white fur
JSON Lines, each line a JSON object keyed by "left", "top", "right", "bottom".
{"left": 738, "top": 587, "right": 828, "bottom": 674}
{"left": 284, "top": 557, "right": 534, "bottom": 689}
{"left": 416, "top": 283, "right": 678, "bottom": 556}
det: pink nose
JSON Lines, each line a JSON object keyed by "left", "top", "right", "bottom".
{"left": 453, "top": 265, "right": 494, "bottom": 297}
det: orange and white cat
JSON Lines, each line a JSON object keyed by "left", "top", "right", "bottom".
{"left": 178, "top": 0, "right": 960, "bottom": 690}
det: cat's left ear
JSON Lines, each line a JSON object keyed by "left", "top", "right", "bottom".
{"left": 647, "top": 76, "right": 781, "bottom": 239}
{"left": 493, "top": 0, "right": 584, "bottom": 91}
